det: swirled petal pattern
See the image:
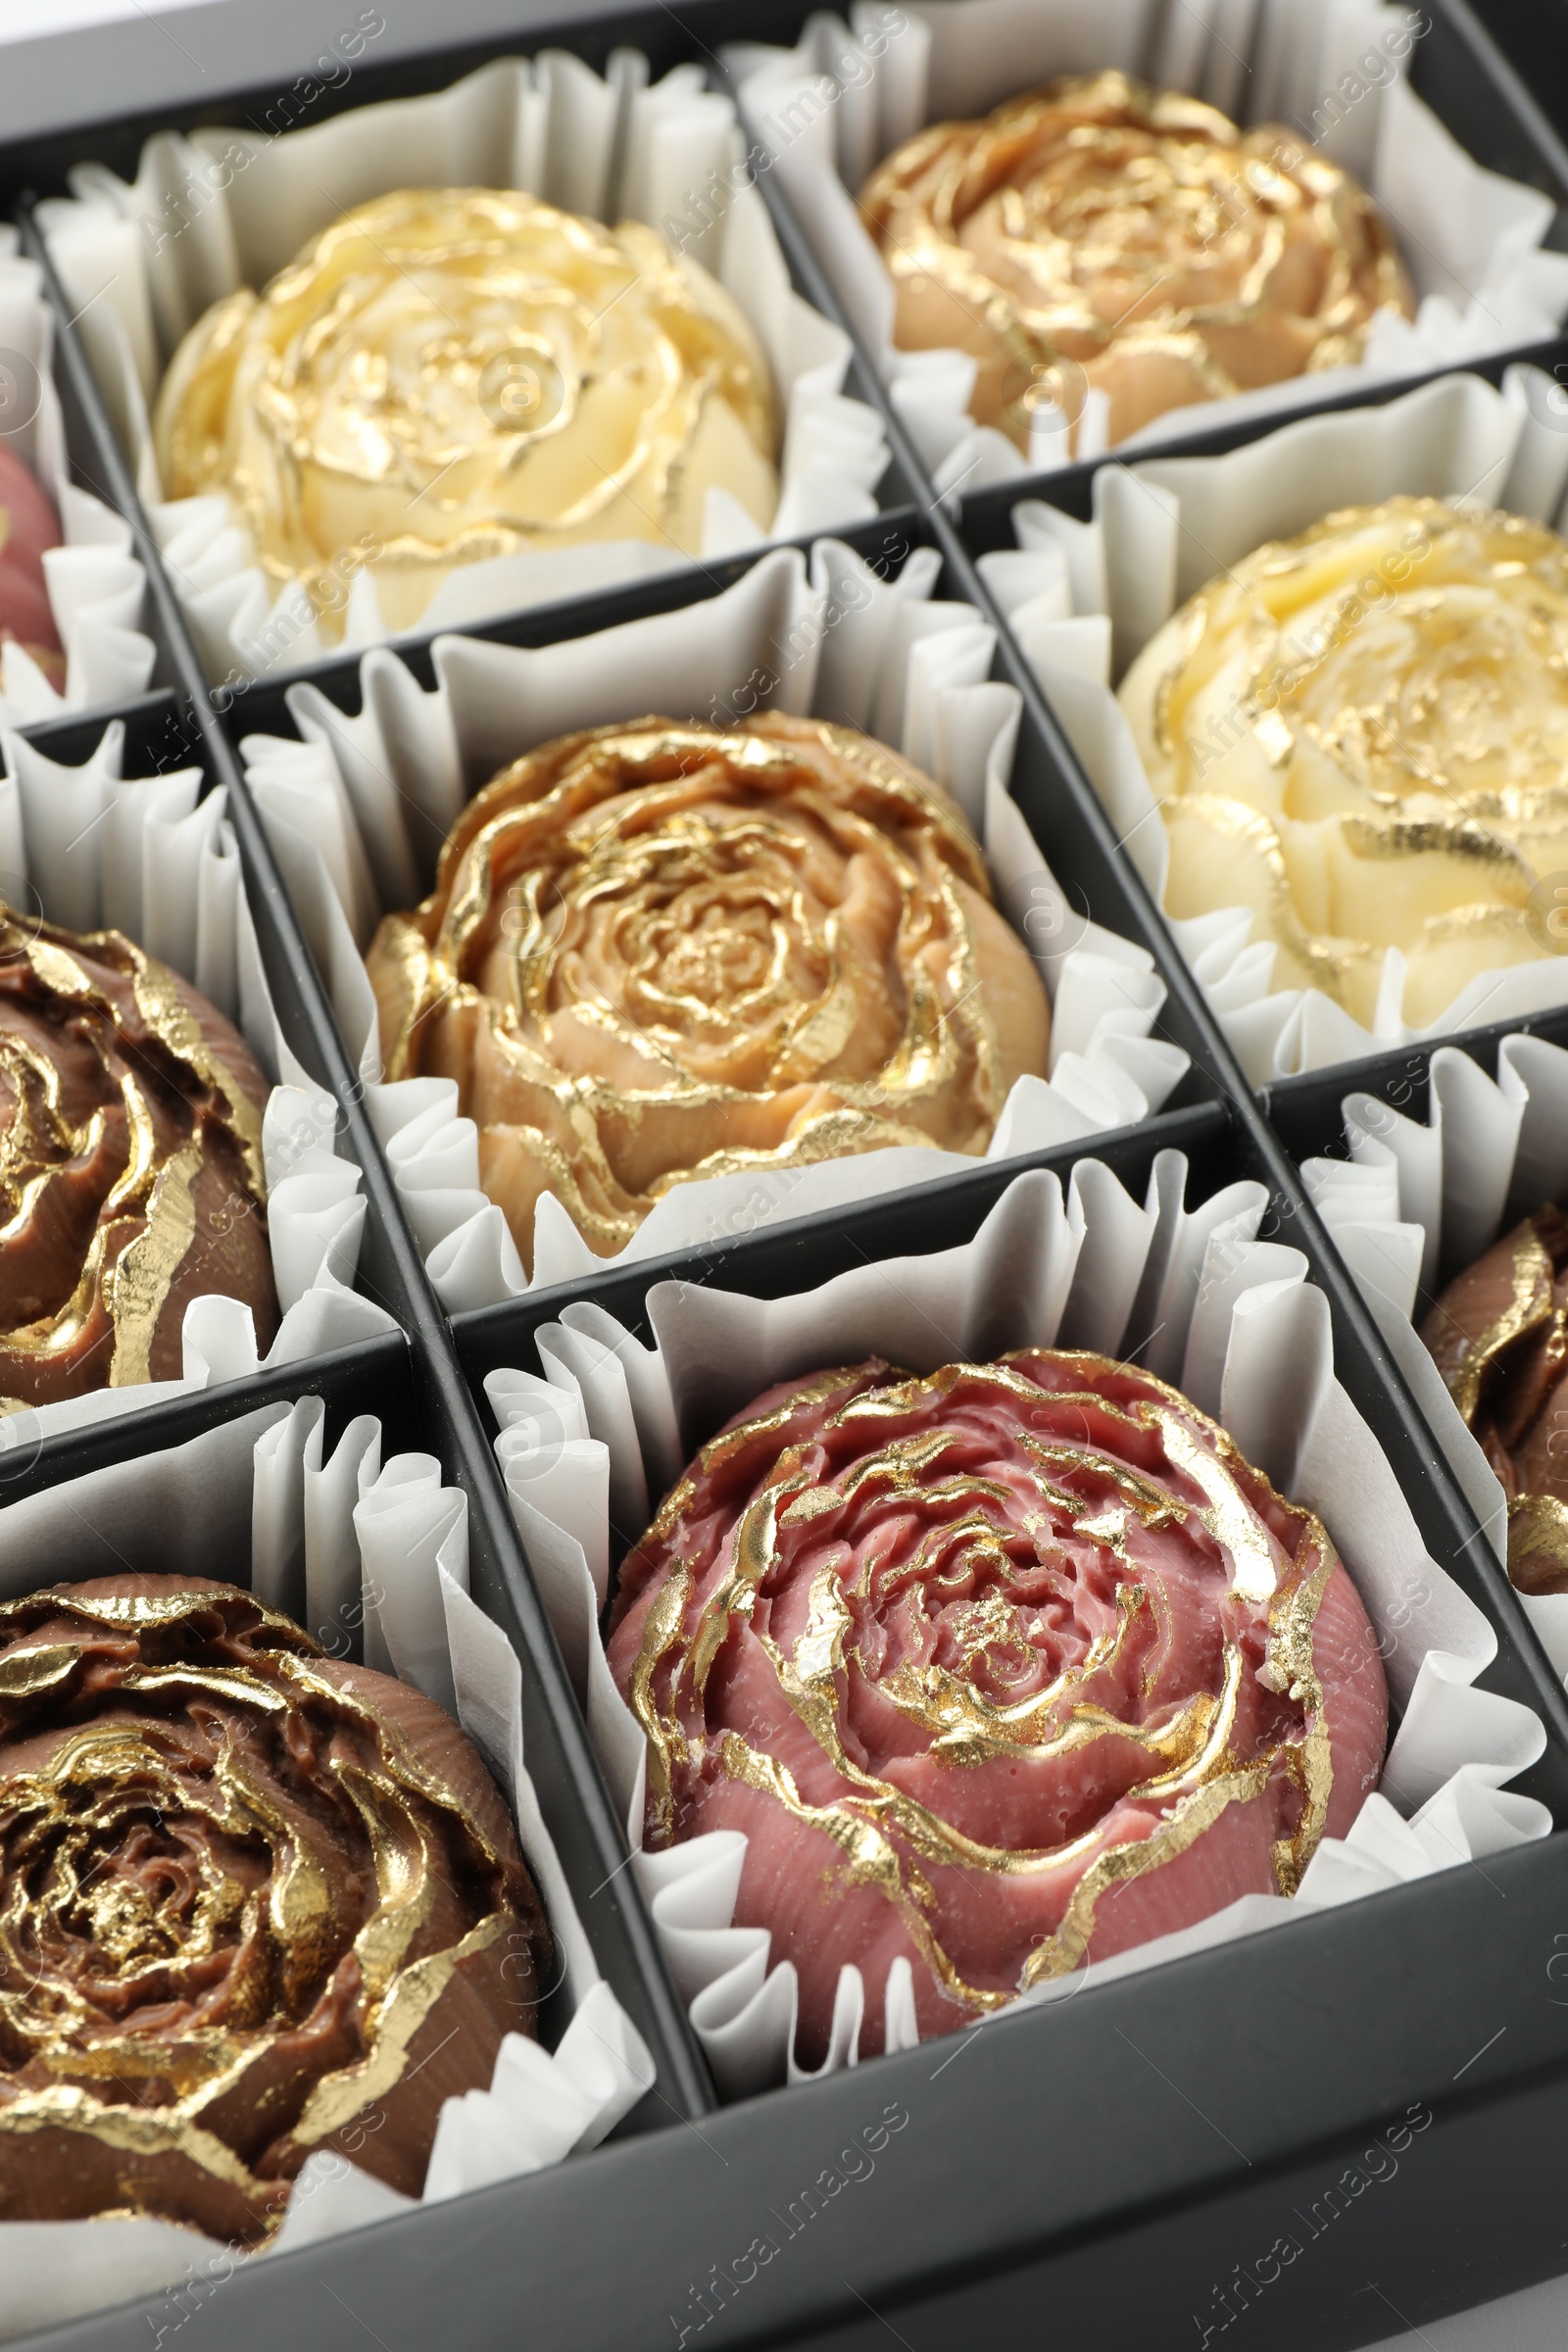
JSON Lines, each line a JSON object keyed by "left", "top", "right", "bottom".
{"left": 607, "top": 1350, "right": 1388, "bottom": 2060}
{"left": 0, "top": 1574, "right": 548, "bottom": 2237}
{"left": 368, "top": 713, "right": 1051, "bottom": 1269}
{"left": 155, "top": 188, "right": 780, "bottom": 637}
{"left": 0, "top": 911, "right": 275, "bottom": 1402}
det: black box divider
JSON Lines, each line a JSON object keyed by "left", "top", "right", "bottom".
{"left": 1423, "top": 0, "right": 1568, "bottom": 203}
{"left": 0, "top": 0, "right": 1536, "bottom": 215}
{"left": 456, "top": 1101, "right": 1234, "bottom": 1378}
{"left": 10, "top": 684, "right": 193, "bottom": 766}
{"left": 1475, "top": 2, "right": 1568, "bottom": 166}
{"left": 15, "top": 198, "right": 716, "bottom": 2135}
{"left": 0, "top": 1330, "right": 417, "bottom": 1510}
{"left": 31, "top": 1830, "right": 1568, "bottom": 2352}
{"left": 1264, "top": 1001, "right": 1568, "bottom": 1174}
{"left": 724, "top": 64, "right": 963, "bottom": 544}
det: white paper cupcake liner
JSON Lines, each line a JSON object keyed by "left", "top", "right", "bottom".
{"left": 976, "top": 365, "right": 1568, "bottom": 1081}
{"left": 33, "top": 52, "right": 893, "bottom": 691}
{"left": 1300, "top": 1023, "right": 1568, "bottom": 1687}
{"left": 0, "top": 716, "right": 398, "bottom": 1446}
{"left": 479, "top": 1150, "right": 1547, "bottom": 2098}
{"left": 0, "top": 1399, "right": 652, "bottom": 2341}
{"left": 729, "top": 0, "right": 1568, "bottom": 488}
{"left": 239, "top": 531, "right": 1193, "bottom": 1306}
{"left": 0, "top": 226, "right": 157, "bottom": 729}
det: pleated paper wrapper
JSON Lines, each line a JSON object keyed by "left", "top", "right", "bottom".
{"left": 979, "top": 366, "right": 1568, "bottom": 1081}
{"left": 0, "top": 225, "right": 155, "bottom": 729}
{"left": 0, "top": 1404, "right": 653, "bottom": 2340}
{"left": 0, "top": 716, "right": 398, "bottom": 1459}
{"left": 730, "top": 0, "right": 1568, "bottom": 488}
{"left": 238, "top": 530, "right": 1194, "bottom": 1306}
{"left": 483, "top": 1152, "right": 1549, "bottom": 2099}
{"left": 1301, "top": 1024, "right": 1568, "bottom": 1686}
{"left": 34, "top": 52, "right": 892, "bottom": 688}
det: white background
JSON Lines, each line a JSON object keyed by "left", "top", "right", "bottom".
{"left": 0, "top": 0, "right": 213, "bottom": 30}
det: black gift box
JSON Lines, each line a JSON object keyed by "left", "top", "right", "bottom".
{"left": 4, "top": 1, "right": 1568, "bottom": 2346}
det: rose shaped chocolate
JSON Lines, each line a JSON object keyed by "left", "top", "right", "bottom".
{"left": 154, "top": 188, "right": 780, "bottom": 639}
{"left": 607, "top": 1350, "right": 1387, "bottom": 2058}
{"left": 1420, "top": 1203, "right": 1568, "bottom": 1593}
{"left": 1118, "top": 497, "right": 1568, "bottom": 1029}
{"left": 368, "top": 712, "right": 1051, "bottom": 1269}
{"left": 0, "top": 1573, "right": 548, "bottom": 2238}
{"left": 0, "top": 910, "right": 276, "bottom": 1403}
{"left": 860, "top": 71, "right": 1412, "bottom": 453}
{"left": 0, "top": 447, "right": 62, "bottom": 690}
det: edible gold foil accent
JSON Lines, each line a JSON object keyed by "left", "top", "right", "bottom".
{"left": 105, "top": 1139, "right": 203, "bottom": 1386}
{"left": 103, "top": 1073, "right": 156, "bottom": 1214}
{"left": 1154, "top": 1408, "right": 1277, "bottom": 1599}
{"left": 48, "top": 1582, "right": 234, "bottom": 1624}
{"left": 1120, "top": 497, "right": 1568, "bottom": 1027}
{"left": 859, "top": 71, "right": 1412, "bottom": 453}
{"left": 132, "top": 960, "right": 266, "bottom": 1200}
{"left": 1507, "top": 1493, "right": 1568, "bottom": 1593}
{"left": 1446, "top": 1222, "right": 1555, "bottom": 1427}
{"left": 154, "top": 188, "right": 781, "bottom": 641}
{"left": 291, "top": 1913, "right": 507, "bottom": 2144}
{"left": 0, "top": 1645, "right": 77, "bottom": 1699}
{"left": 0, "top": 2084, "right": 268, "bottom": 2187}
{"left": 630, "top": 1561, "right": 691, "bottom": 1844}
{"left": 622, "top": 1349, "right": 1343, "bottom": 2019}
{"left": 369, "top": 713, "right": 1049, "bottom": 1270}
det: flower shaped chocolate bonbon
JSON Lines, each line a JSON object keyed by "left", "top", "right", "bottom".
{"left": 368, "top": 712, "right": 1052, "bottom": 1269}
{"left": 607, "top": 1349, "right": 1388, "bottom": 2059}
{"left": 0, "top": 909, "right": 276, "bottom": 1403}
{"left": 0, "top": 1574, "right": 549, "bottom": 2239}
{"left": 1118, "top": 496, "right": 1568, "bottom": 1029}
{"left": 154, "top": 187, "right": 780, "bottom": 638}
{"left": 1421, "top": 1204, "right": 1568, "bottom": 1595}
{"left": 860, "top": 70, "right": 1412, "bottom": 452}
